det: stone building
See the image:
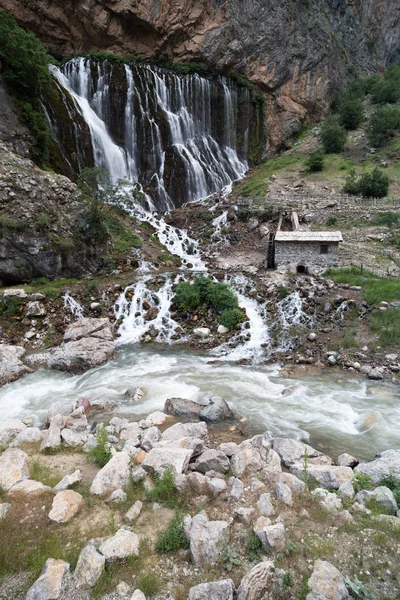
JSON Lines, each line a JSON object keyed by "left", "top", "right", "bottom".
{"left": 274, "top": 230, "right": 343, "bottom": 274}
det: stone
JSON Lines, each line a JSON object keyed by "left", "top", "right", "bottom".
{"left": 142, "top": 447, "right": 193, "bottom": 476}
{"left": 8, "top": 479, "right": 52, "bottom": 497}
{"left": 164, "top": 397, "right": 204, "bottom": 417}
{"left": 327, "top": 355, "right": 337, "bottom": 365}
{"left": 12, "top": 427, "right": 43, "bottom": 446}
{"left": 308, "top": 332, "right": 317, "bottom": 341}
{"left": 0, "top": 418, "right": 27, "bottom": 445}
{"left": 0, "top": 345, "right": 32, "bottom": 387}
{"left": 267, "top": 471, "right": 307, "bottom": 493}
{"left": 0, "top": 502, "right": 11, "bottom": 519}
{"left": 107, "top": 488, "right": 127, "bottom": 504}
{"left": 140, "top": 411, "right": 167, "bottom": 427}
{"left": 117, "top": 581, "right": 131, "bottom": 596}
{"left": 48, "top": 337, "right": 115, "bottom": 374}
{"left": 276, "top": 482, "right": 293, "bottom": 506}
{"left": 229, "top": 477, "right": 244, "bottom": 500}
{"left": 188, "top": 579, "right": 234, "bottom": 600}
{"left": 141, "top": 426, "right": 161, "bottom": 452}
{"left": 208, "top": 478, "right": 227, "bottom": 495}
{"left": 26, "top": 558, "right": 69, "bottom": 600}
{"left": 195, "top": 449, "right": 230, "bottom": 474}
{"left": 161, "top": 422, "right": 207, "bottom": 441}
{"left": 26, "top": 301, "right": 47, "bottom": 317}
{"left": 47, "top": 400, "right": 76, "bottom": 422}
{"left": 257, "top": 523, "right": 286, "bottom": 552}
{"left": 61, "top": 428, "right": 86, "bottom": 447}
{"left": 49, "top": 490, "right": 84, "bottom": 523}
{"left": 337, "top": 453, "right": 358, "bottom": 468}
{"left": 125, "top": 500, "right": 143, "bottom": 522}
{"left": 189, "top": 513, "right": 229, "bottom": 567}
{"left": 312, "top": 488, "right": 343, "bottom": 513}
{"left": 40, "top": 417, "right": 64, "bottom": 452}
{"left": 217, "top": 325, "right": 230, "bottom": 334}
{"left": 0, "top": 448, "right": 29, "bottom": 491}
{"left": 272, "top": 438, "right": 325, "bottom": 468}
{"left": 355, "top": 486, "right": 398, "bottom": 515}
{"left": 368, "top": 367, "right": 384, "bottom": 380}
{"left": 124, "top": 386, "right": 145, "bottom": 403}
{"left": 257, "top": 493, "right": 275, "bottom": 516}
{"left": 78, "top": 397, "right": 91, "bottom": 416}
{"left": 99, "top": 528, "right": 139, "bottom": 561}
{"left": 2, "top": 289, "right": 27, "bottom": 299}
{"left": 230, "top": 448, "right": 264, "bottom": 477}
{"left": 218, "top": 442, "right": 239, "bottom": 457}
{"left": 90, "top": 452, "right": 131, "bottom": 496}
{"left": 233, "top": 507, "right": 255, "bottom": 524}
{"left": 53, "top": 470, "right": 82, "bottom": 492}
{"left": 130, "top": 591, "right": 146, "bottom": 600}
{"left": 131, "top": 466, "right": 146, "bottom": 482}
{"left": 199, "top": 396, "right": 234, "bottom": 422}
{"left": 237, "top": 560, "right": 275, "bottom": 600}
{"left": 193, "top": 327, "right": 211, "bottom": 338}
{"left": 120, "top": 422, "right": 142, "bottom": 445}
{"left": 74, "top": 544, "right": 105, "bottom": 589}
{"left": 306, "top": 560, "right": 349, "bottom": 600}
{"left": 338, "top": 481, "right": 355, "bottom": 499}
{"left": 354, "top": 449, "right": 400, "bottom": 483}
{"left": 291, "top": 465, "right": 354, "bottom": 490}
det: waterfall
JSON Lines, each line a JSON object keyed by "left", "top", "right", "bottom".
{"left": 63, "top": 292, "right": 85, "bottom": 321}
{"left": 275, "top": 291, "right": 314, "bottom": 350}
{"left": 49, "top": 58, "right": 250, "bottom": 210}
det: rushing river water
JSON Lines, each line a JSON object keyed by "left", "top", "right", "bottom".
{"left": 1, "top": 346, "right": 399, "bottom": 461}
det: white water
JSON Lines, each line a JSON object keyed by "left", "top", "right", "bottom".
{"left": 63, "top": 292, "right": 85, "bottom": 321}
{"left": 1, "top": 346, "right": 399, "bottom": 461}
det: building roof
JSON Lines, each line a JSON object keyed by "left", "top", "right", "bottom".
{"left": 275, "top": 231, "right": 343, "bottom": 243}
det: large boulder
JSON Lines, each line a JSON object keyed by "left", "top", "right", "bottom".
{"left": 256, "top": 523, "right": 286, "bottom": 552}
{"left": 8, "top": 479, "right": 52, "bottom": 497}
{"left": 89, "top": 452, "right": 131, "bottom": 496}
{"left": 237, "top": 561, "right": 275, "bottom": 600}
{"left": 199, "top": 396, "right": 235, "bottom": 422}
{"left": 99, "top": 528, "right": 139, "bottom": 561}
{"left": 74, "top": 544, "right": 105, "bottom": 589}
{"left": 26, "top": 558, "right": 69, "bottom": 600}
{"left": 53, "top": 470, "right": 82, "bottom": 492}
{"left": 0, "top": 418, "right": 27, "bottom": 446}
{"left": 142, "top": 447, "right": 193, "bottom": 476}
{"left": 0, "top": 448, "right": 29, "bottom": 491}
{"left": 272, "top": 438, "right": 329, "bottom": 468}
{"left": 164, "top": 397, "right": 204, "bottom": 418}
{"left": 194, "top": 449, "right": 230, "bottom": 474}
{"left": 291, "top": 465, "right": 354, "bottom": 490}
{"left": 306, "top": 560, "right": 349, "bottom": 600}
{"left": 40, "top": 415, "right": 65, "bottom": 452}
{"left": 161, "top": 422, "right": 208, "bottom": 441}
{"left": 48, "top": 337, "right": 115, "bottom": 374}
{"left": 230, "top": 448, "right": 264, "bottom": 477}
{"left": 354, "top": 449, "right": 400, "bottom": 484}
{"left": 48, "top": 490, "right": 84, "bottom": 523}
{"left": 11, "top": 427, "right": 43, "bottom": 446}
{"left": 355, "top": 486, "right": 398, "bottom": 515}
{"left": 0, "top": 345, "right": 32, "bottom": 387}
{"left": 188, "top": 579, "right": 234, "bottom": 600}
{"left": 189, "top": 513, "right": 230, "bottom": 567}
{"left": 63, "top": 318, "right": 113, "bottom": 342}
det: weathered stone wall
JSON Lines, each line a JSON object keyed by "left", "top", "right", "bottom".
{"left": 275, "top": 241, "right": 340, "bottom": 271}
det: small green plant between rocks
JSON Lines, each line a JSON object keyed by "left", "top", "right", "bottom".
{"left": 88, "top": 424, "right": 112, "bottom": 468}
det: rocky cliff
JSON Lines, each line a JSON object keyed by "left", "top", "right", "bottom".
{"left": 1, "top": 0, "right": 399, "bottom": 148}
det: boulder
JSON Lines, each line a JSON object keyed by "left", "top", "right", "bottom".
{"left": 267, "top": 471, "right": 306, "bottom": 493}
{"left": 90, "top": 452, "right": 131, "bottom": 496}
{"left": 48, "top": 337, "right": 115, "bottom": 374}
{"left": 229, "top": 477, "right": 244, "bottom": 500}
{"left": 99, "top": 528, "right": 139, "bottom": 561}
{"left": 74, "top": 544, "right": 105, "bottom": 589}
{"left": 306, "top": 560, "right": 349, "bottom": 600}
{"left": 338, "top": 481, "right": 355, "bottom": 500}
{"left": 0, "top": 418, "right": 27, "bottom": 446}
{"left": 142, "top": 447, "right": 193, "bottom": 476}
{"left": 12, "top": 427, "right": 43, "bottom": 446}
{"left": 47, "top": 400, "right": 76, "bottom": 423}
{"left": 0, "top": 345, "right": 32, "bottom": 387}
{"left": 354, "top": 449, "right": 400, "bottom": 483}
{"left": 218, "top": 442, "right": 239, "bottom": 457}
{"left": 61, "top": 429, "right": 86, "bottom": 447}
{"left": 49, "top": 490, "right": 84, "bottom": 523}
{"left": 140, "top": 411, "right": 168, "bottom": 427}
{"left": 230, "top": 448, "right": 263, "bottom": 477}
{"left": 0, "top": 448, "right": 29, "bottom": 491}
{"left": 164, "top": 397, "right": 204, "bottom": 418}
{"left": 272, "top": 438, "right": 327, "bottom": 468}
{"left": 53, "top": 470, "right": 82, "bottom": 492}
{"left": 124, "top": 386, "right": 145, "bottom": 402}
{"left": 337, "top": 453, "right": 359, "bottom": 468}
{"left": 237, "top": 561, "right": 275, "bottom": 600}
{"left": 26, "top": 301, "right": 47, "bottom": 317}
{"left": 232, "top": 507, "right": 255, "bottom": 524}
{"left": 125, "top": 500, "right": 143, "bottom": 522}
{"left": 199, "top": 396, "right": 234, "bottom": 422}
{"left": 63, "top": 317, "right": 113, "bottom": 342}
{"left": 120, "top": 422, "right": 142, "bottom": 444}
{"left": 257, "top": 493, "right": 275, "bottom": 516}
{"left": 276, "top": 482, "right": 293, "bottom": 506}
{"left": 312, "top": 488, "right": 343, "bottom": 513}
{"left": 195, "top": 450, "right": 230, "bottom": 474}
{"left": 26, "top": 558, "right": 69, "bottom": 600}
{"left": 256, "top": 523, "right": 286, "bottom": 552}
{"left": 188, "top": 579, "right": 234, "bottom": 600}
{"left": 141, "top": 426, "right": 161, "bottom": 452}
{"left": 189, "top": 513, "right": 229, "bottom": 567}
{"left": 161, "top": 422, "right": 207, "bottom": 441}
{"left": 40, "top": 416, "right": 66, "bottom": 452}
{"left": 291, "top": 465, "right": 353, "bottom": 490}
{"left": 8, "top": 479, "right": 52, "bottom": 497}
{"left": 208, "top": 478, "right": 227, "bottom": 495}
{"left": 130, "top": 591, "right": 146, "bottom": 600}
{"left": 355, "top": 486, "right": 398, "bottom": 515}
{"left": 193, "top": 327, "right": 211, "bottom": 338}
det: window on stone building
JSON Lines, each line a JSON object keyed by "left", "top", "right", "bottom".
{"left": 320, "top": 244, "right": 329, "bottom": 254}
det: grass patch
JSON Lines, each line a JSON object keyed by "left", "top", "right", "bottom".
{"left": 145, "top": 467, "right": 180, "bottom": 508}
{"left": 29, "top": 459, "right": 60, "bottom": 487}
{"left": 369, "top": 309, "right": 400, "bottom": 346}
{"left": 137, "top": 573, "right": 160, "bottom": 596}
{"left": 155, "top": 512, "right": 189, "bottom": 553}
{"left": 157, "top": 253, "right": 181, "bottom": 265}
{"left": 105, "top": 214, "right": 142, "bottom": 256}
{"left": 234, "top": 153, "right": 302, "bottom": 197}
{"left": 324, "top": 267, "right": 400, "bottom": 305}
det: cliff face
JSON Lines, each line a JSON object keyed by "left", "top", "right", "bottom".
{"left": 1, "top": 0, "right": 399, "bottom": 147}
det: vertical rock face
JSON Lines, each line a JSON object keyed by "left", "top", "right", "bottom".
{"left": 0, "top": 0, "right": 399, "bottom": 151}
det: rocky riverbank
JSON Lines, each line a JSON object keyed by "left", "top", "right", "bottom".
{"left": 0, "top": 397, "right": 399, "bottom": 600}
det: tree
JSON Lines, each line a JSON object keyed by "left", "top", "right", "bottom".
{"left": 343, "top": 168, "right": 389, "bottom": 198}
{"left": 338, "top": 96, "right": 364, "bottom": 130}
{"left": 321, "top": 116, "right": 347, "bottom": 153}
{"left": 306, "top": 151, "right": 324, "bottom": 172}
{"left": 367, "top": 105, "right": 400, "bottom": 147}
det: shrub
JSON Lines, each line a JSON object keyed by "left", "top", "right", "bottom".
{"left": 172, "top": 277, "right": 238, "bottom": 314}
{"left": 372, "top": 212, "right": 400, "bottom": 228}
{"left": 35, "top": 212, "right": 52, "bottom": 230}
{"left": 306, "top": 151, "right": 324, "bottom": 172}
{"left": 338, "top": 96, "right": 364, "bottom": 130}
{"left": 378, "top": 473, "right": 400, "bottom": 505}
{"left": 206, "top": 282, "right": 238, "bottom": 311}
{"left": 353, "top": 472, "right": 372, "bottom": 493}
{"left": 326, "top": 217, "right": 338, "bottom": 227}
{"left": 247, "top": 531, "right": 264, "bottom": 562}
{"left": 155, "top": 512, "right": 189, "bottom": 553}
{"left": 370, "top": 65, "right": 400, "bottom": 104}
{"left": 343, "top": 168, "right": 389, "bottom": 198}
{"left": 219, "top": 308, "right": 243, "bottom": 329}
{"left": 173, "top": 281, "right": 201, "bottom": 311}
{"left": 88, "top": 424, "right": 112, "bottom": 467}
{"left": 321, "top": 116, "right": 347, "bottom": 153}
{"left": 136, "top": 574, "right": 159, "bottom": 596}
{"left": 145, "top": 467, "right": 179, "bottom": 508}
{"left": 367, "top": 105, "right": 400, "bottom": 147}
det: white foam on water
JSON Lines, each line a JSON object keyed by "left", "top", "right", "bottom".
{"left": 63, "top": 292, "right": 85, "bottom": 321}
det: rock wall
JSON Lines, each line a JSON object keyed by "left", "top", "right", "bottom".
{"left": 1, "top": 0, "right": 399, "bottom": 149}
{"left": 274, "top": 241, "right": 340, "bottom": 270}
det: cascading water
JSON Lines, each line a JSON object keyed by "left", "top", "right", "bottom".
{"left": 49, "top": 58, "right": 251, "bottom": 210}
{"left": 275, "top": 291, "right": 314, "bottom": 350}
{"left": 63, "top": 292, "right": 85, "bottom": 321}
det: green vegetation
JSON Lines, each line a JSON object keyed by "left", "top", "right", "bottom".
{"left": 372, "top": 212, "right": 400, "bottom": 228}
{"left": 367, "top": 106, "right": 400, "bottom": 148}
{"left": 283, "top": 572, "right": 294, "bottom": 588}
{"left": 369, "top": 309, "right": 400, "bottom": 347}
{"left": 234, "top": 153, "right": 300, "bottom": 197}
{"left": 173, "top": 276, "right": 238, "bottom": 316}
{"left": 321, "top": 116, "right": 347, "bottom": 153}
{"left": 29, "top": 460, "right": 60, "bottom": 488}
{"left": 353, "top": 472, "right": 373, "bottom": 493}
{"left": 145, "top": 467, "right": 179, "bottom": 508}
{"left": 218, "top": 308, "right": 243, "bottom": 329}
{"left": 35, "top": 212, "right": 52, "bottom": 230}
{"left": 338, "top": 96, "right": 365, "bottom": 130}
{"left": 157, "top": 253, "right": 181, "bottom": 265}
{"left": 0, "top": 12, "right": 52, "bottom": 164}
{"left": 247, "top": 531, "right": 264, "bottom": 562}
{"left": 0, "top": 297, "right": 23, "bottom": 318}
{"left": 219, "top": 547, "right": 242, "bottom": 572}
{"left": 155, "top": 512, "right": 189, "bottom": 553}
{"left": 88, "top": 424, "right": 112, "bottom": 468}
{"left": 370, "top": 64, "right": 400, "bottom": 105}
{"left": 0, "top": 216, "right": 27, "bottom": 231}
{"left": 324, "top": 267, "right": 400, "bottom": 305}
{"left": 136, "top": 573, "right": 160, "bottom": 596}
{"left": 343, "top": 168, "right": 389, "bottom": 198}
{"left": 345, "top": 575, "right": 377, "bottom": 599}
{"left": 378, "top": 474, "right": 400, "bottom": 506}
{"left": 105, "top": 214, "right": 142, "bottom": 255}
{"left": 306, "top": 151, "right": 325, "bottom": 172}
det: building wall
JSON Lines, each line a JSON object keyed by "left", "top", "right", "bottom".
{"left": 275, "top": 241, "right": 340, "bottom": 269}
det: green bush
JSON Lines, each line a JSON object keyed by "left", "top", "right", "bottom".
{"left": 370, "top": 64, "right": 400, "bottom": 104}
{"left": 88, "top": 424, "right": 112, "bottom": 468}
{"left": 306, "top": 151, "right": 324, "bottom": 172}
{"left": 338, "top": 96, "right": 364, "bottom": 130}
{"left": 35, "top": 212, "right": 52, "bottom": 230}
{"left": 173, "top": 281, "right": 201, "bottom": 311}
{"left": 145, "top": 467, "right": 179, "bottom": 508}
{"left": 372, "top": 212, "right": 400, "bottom": 228}
{"left": 353, "top": 472, "right": 372, "bottom": 493}
{"left": 136, "top": 574, "right": 159, "bottom": 596}
{"left": 321, "top": 116, "right": 347, "bottom": 153}
{"left": 155, "top": 512, "right": 189, "bottom": 553}
{"left": 206, "top": 282, "right": 238, "bottom": 311}
{"left": 378, "top": 473, "right": 400, "bottom": 505}
{"left": 326, "top": 217, "right": 338, "bottom": 227}
{"left": 173, "top": 277, "right": 238, "bottom": 314}
{"left": 367, "top": 105, "right": 400, "bottom": 147}
{"left": 343, "top": 168, "right": 389, "bottom": 198}
{"left": 219, "top": 308, "right": 243, "bottom": 329}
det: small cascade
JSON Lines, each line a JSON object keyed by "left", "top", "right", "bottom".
{"left": 211, "top": 211, "right": 229, "bottom": 242}
{"left": 114, "top": 275, "right": 185, "bottom": 345}
{"left": 49, "top": 58, "right": 251, "bottom": 210}
{"left": 275, "top": 291, "right": 314, "bottom": 350}
{"left": 63, "top": 292, "right": 85, "bottom": 321}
